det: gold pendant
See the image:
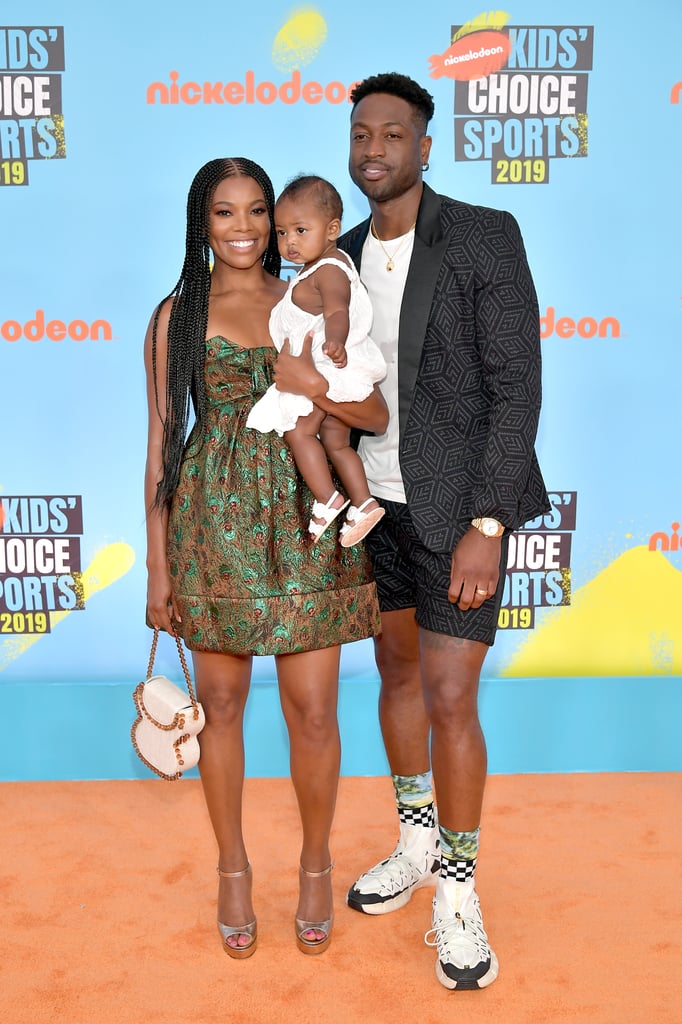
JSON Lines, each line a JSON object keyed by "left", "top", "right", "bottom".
{"left": 370, "top": 216, "right": 416, "bottom": 274}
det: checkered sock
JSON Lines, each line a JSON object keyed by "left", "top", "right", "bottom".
{"left": 392, "top": 771, "right": 435, "bottom": 826}
{"left": 438, "top": 825, "right": 479, "bottom": 881}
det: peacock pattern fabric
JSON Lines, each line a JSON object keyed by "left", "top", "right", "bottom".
{"left": 167, "top": 336, "right": 381, "bottom": 655}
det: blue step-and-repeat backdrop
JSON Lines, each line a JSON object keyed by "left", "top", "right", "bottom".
{"left": 1, "top": 1, "right": 680, "bottom": 779}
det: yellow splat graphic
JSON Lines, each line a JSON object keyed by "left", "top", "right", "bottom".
{"left": 453, "top": 10, "right": 511, "bottom": 43}
{"left": 502, "top": 546, "right": 682, "bottom": 677}
{"left": 0, "top": 542, "right": 135, "bottom": 671}
{"left": 272, "top": 9, "right": 327, "bottom": 70}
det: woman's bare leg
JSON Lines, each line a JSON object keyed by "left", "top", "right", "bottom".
{"left": 276, "top": 645, "right": 341, "bottom": 928}
{"left": 193, "top": 649, "right": 253, "bottom": 931}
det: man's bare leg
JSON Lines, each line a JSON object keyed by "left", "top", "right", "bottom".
{"left": 347, "top": 609, "right": 440, "bottom": 914}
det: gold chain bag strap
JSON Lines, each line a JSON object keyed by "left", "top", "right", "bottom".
{"left": 131, "top": 628, "right": 205, "bottom": 780}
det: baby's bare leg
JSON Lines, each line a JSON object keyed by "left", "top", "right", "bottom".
{"left": 319, "top": 414, "right": 379, "bottom": 510}
{"left": 285, "top": 407, "right": 339, "bottom": 505}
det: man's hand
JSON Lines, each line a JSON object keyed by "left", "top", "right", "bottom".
{"left": 273, "top": 332, "right": 327, "bottom": 399}
{"left": 448, "top": 527, "right": 502, "bottom": 610}
{"left": 274, "top": 332, "right": 389, "bottom": 433}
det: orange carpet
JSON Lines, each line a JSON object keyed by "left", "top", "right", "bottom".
{"left": 3, "top": 773, "right": 680, "bottom": 1023}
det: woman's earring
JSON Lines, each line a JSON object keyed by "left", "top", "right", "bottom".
{"left": 422, "top": 162, "right": 430, "bottom": 172}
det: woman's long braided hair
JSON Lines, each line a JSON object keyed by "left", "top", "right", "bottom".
{"left": 151, "top": 158, "right": 281, "bottom": 510}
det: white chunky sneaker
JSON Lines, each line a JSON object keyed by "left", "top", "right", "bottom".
{"left": 424, "top": 877, "right": 499, "bottom": 990}
{"left": 346, "top": 822, "right": 440, "bottom": 915}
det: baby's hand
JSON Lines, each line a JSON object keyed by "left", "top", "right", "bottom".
{"left": 322, "top": 339, "right": 348, "bottom": 368}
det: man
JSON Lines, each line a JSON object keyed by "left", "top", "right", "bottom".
{"left": 338, "top": 72, "right": 549, "bottom": 990}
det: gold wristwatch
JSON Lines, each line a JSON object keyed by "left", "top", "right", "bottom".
{"left": 471, "top": 517, "right": 505, "bottom": 538}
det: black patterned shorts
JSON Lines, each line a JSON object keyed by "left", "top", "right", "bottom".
{"left": 365, "top": 499, "right": 508, "bottom": 646}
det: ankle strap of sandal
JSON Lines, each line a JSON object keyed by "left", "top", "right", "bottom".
{"left": 299, "top": 861, "right": 334, "bottom": 877}
{"left": 217, "top": 862, "right": 251, "bottom": 878}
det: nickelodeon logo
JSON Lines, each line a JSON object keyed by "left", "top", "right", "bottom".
{"left": 540, "top": 306, "right": 621, "bottom": 340}
{"left": 649, "top": 522, "right": 680, "bottom": 552}
{"left": 146, "top": 11, "right": 356, "bottom": 107}
{"left": 1, "top": 309, "right": 113, "bottom": 342}
{"left": 146, "top": 70, "right": 358, "bottom": 106}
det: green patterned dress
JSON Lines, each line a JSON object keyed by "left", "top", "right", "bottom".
{"left": 167, "top": 336, "right": 381, "bottom": 654}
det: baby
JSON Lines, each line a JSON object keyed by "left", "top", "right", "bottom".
{"left": 246, "top": 175, "right": 387, "bottom": 547}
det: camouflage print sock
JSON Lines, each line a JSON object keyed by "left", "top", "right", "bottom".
{"left": 392, "top": 771, "right": 435, "bottom": 827}
{"left": 438, "top": 825, "right": 479, "bottom": 881}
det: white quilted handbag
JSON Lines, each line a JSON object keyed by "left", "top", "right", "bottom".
{"left": 131, "top": 628, "right": 205, "bottom": 780}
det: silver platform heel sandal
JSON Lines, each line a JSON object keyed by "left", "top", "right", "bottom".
{"left": 295, "top": 862, "right": 334, "bottom": 955}
{"left": 217, "top": 864, "right": 257, "bottom": 959}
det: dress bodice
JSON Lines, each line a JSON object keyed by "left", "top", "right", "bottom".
{"left": 204, "top": 336, "right": 275, "bottom": 407}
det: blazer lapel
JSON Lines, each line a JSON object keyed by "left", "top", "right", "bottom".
{"left": 341, "top": 220, "right": 370, "bottom": 270}
{"left": 397, "top": 184, "right": 448, "bottom": 438}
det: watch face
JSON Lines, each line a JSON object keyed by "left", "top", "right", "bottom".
{"left": 472, "top": 517, "right": 503, "bottom": 537}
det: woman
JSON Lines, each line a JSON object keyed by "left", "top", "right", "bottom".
{"left": 144, "top": 158, "right": 387, "bottom": 959}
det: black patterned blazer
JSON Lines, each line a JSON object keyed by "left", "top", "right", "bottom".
{"left": 339, "top": 183, "right": 550, "bottom": 553}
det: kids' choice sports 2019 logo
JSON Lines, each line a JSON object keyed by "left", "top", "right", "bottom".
{"left": 429, "top": 11, "right": 593, "bottom": 184}
{"left": 0, "top": 26, "right": 66, "bottom": 186}
{"left": 498, "top": 491, "right": 575, "bottom": 630}
{"left": 0, "top": 495, "right": 84, "bottom": 634}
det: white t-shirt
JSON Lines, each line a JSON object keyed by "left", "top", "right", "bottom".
{"left": 357, "top": 225, "right": 415, "bottom": 504}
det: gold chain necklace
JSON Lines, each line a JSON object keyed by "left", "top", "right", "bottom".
{"left": 370, "top": 218, "right": 416, "bottom": 272}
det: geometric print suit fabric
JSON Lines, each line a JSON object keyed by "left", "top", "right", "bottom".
{"left": 340, "top": 184, "right": 550, "bottom": 553}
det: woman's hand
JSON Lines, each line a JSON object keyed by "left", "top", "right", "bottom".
{"left": 146, "top": 565, "right": 181, "bottom": 634}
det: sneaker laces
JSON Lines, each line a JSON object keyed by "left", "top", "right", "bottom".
{"left": 424, "top": 906, "right": 491, "bottom": 967}
{"left": 354, "top": 845, "right": 427, "bottom": 895}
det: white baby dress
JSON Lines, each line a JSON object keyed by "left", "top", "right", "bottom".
{"left": 246, "top": 254, "right": 386, "bottom": 435}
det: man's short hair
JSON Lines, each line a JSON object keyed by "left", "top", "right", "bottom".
{"left": 350, "top": 72, "right": 435, "bottom": 132}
